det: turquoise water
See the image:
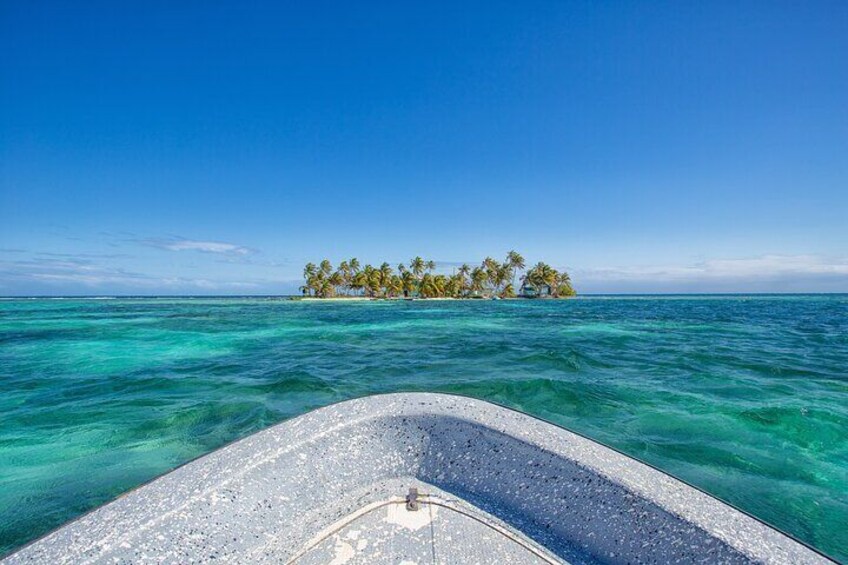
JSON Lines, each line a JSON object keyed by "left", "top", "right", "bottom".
{"left": 1, "top": 296, "right": 846, "bottom": 560}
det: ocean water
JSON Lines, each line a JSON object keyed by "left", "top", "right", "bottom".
{"left": 0, "top": 296, "right": 846, "bottom": 560}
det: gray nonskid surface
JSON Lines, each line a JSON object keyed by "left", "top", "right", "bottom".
{"left": 3, "top": 393, "right": 833, "bottom": 564}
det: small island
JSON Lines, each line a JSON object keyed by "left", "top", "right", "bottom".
{"left": 299, "top": 251, "right": 575, "bottom": 299}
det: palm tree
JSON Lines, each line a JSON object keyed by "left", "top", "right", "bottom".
{"left": 301, "top": 263, "right": 318, "bottom": 297}
{"left": 483, "top": 257, "right": 500, "bottom": 295}
{"left": 433, "top": 275, "right": 448, "bottom": 297}
{"left": 379, "top": 262, "right": 393, "bottom": 286}
{"left": 360, "top": 265, "right": 375, "bottom": 297}
{"left": 542, "top": 264, "right": 559, "bottom": 296}
{"left": 351, "top": 270, "right": 367, "bottom": 296}
{"left": 338, "top": 261, "right": 350, "bottom": 295}
{"left": 456, "top": 264, "right": 471, "bottom": 297}
{"left": 419, "top": 273, "right": 437, "bottom": 298}
{"left": 506, "top": 250, "right": 525, "bottom": 288}
{"left": 401, "top": 271, "right": 417, "bottom": 297}
{"left": 306, "top": 270, "right": 324, "bottom": 297}
{"left": 367, "top": 269, "right": 382, "bottom": 297}
{"left": 426, "top": 260, "right": 436, "bottom": 273}
{"left": 557, "top": 271, "right": 575, "bottom": 297}
{"left": 410, "top": 257, "right": 426, "bottom": 279}
{"left": 494, "top": 264, "right": 511, "bottom": 297}
{"left": 302, "top": 262, "right": 324, "bottom": 297}
{"left": 303, "top": 262, "right": 317, "bottom": 281}
{"left": 387, "top": 275, "right": 403, "bottom": 297}
{"left": 319, "top": 278, "right": 334, "bottom": 298}
{"left": 346, "top": 258, "right": 361, "bottom": 295}
{"left": 319, "top": 260, "right": 333, "bottom": 278}
{"left": 523, "top": 262, "right": 554, "bottom": 296}
{"left": 329, "top": 271, "right": 344, "bottom": 296}
{"left": 470, "top": 267, "right": 487, "bottom": 296}
{"left": 527, "top": 262, "right": 545, "bottom": 293}
{"left": 525, "top": 262, "right": 559, "bottom": 297}
{"left": 446, "top": 274, "right": 463, "bottom": 297}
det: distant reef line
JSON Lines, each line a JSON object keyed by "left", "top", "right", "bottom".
{"left": 299, "top": 252, "right": 575, "bottom": 299}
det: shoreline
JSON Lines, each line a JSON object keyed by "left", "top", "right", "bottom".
{"left": 292, "top": 296, "right": 566, "bottom": 302}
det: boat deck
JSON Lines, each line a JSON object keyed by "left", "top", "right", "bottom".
{"left": 292, "top": 480, "right": 560, "bottom": 564}
{"left": 3, "top": 393, "right": 832, "bottom": 564}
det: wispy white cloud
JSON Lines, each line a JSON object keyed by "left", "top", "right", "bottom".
{"left": 576, "top": 254, "right": 848, "bottom": 282}
{"left": 142, "top": 237, "right": 255, "bottom": 256}
{"left": 0, "top": 257, "right": 154, "bottom": 286}
{"left": 0, "top": 256, "right": 262, "bottom": 292}
{"left": 36, "top": 251, "right": 133, "bottom": 260}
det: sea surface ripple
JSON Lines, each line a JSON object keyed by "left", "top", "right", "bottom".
{"left": 1, "top": 295, "right": 846, "bottom": 560}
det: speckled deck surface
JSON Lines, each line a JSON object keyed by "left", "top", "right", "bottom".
{"left": 3, "top": 393, "right": 832, "bottom": 564}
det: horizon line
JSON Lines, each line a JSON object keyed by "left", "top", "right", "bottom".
{"left": 2, "top": 292, "right": 847, "bottom": 299}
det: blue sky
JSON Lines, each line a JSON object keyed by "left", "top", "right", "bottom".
{"left": 1, "top": 1, "right": 847, "bottom": 295}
